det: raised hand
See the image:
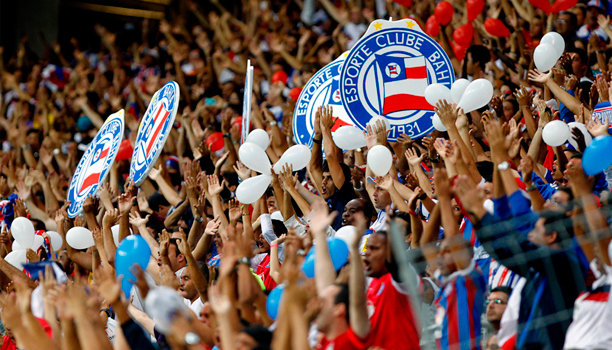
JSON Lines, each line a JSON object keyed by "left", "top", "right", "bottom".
{"left": 103, "top": 208, "right": 119, "bottom": 228}
{"left": 319, "top": 105, "right": 336, "bottom": 131}
{"left": 232, "top": 162, "right": 251, "bottom": 180}
{"left": 435, "top": 100, "right": 457, "bottom": 129}
{"left": 528, "top": 69, "right": 552, "bottom": 84}
{"left": 375, "top": 174, "right": 395, "bottom": 191}
{"left": 148, "top": 165, "right": 162, "bottom": 181}
{"left": 118, "top": 193, "right": 135, "bottom": 215}
{"left": 207, "top": 174, "right": 224, "bottom": 196}
{"left": 309, "top": 200, "right": 336, "bottom": 235}
{"left": 514, "top": 86, "right": 533, "bottom": 107}
{"left": 128, "top": 212, "right": 150, "bottom": 227}
{"left": 228, "top": 199, "right": 241, "bottom": 223}
{"left": 405, "top": 147, "right": 425, "bottom": 169}
{"left": 204, "top": 217, "right": 221, "bottom": 236}
{"left": 587, "top": 116, "right": 609, "bottom": 137}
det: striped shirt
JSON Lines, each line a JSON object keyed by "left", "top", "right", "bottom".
{"left": 435, "top": 261, "right": 487, "bottom": 350}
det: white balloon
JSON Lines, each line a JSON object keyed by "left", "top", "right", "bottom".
{"left": 111, "top": 225, "right": 133, "bottom": 247}
{"left": 66, "top": 226, "right": 95, "bottom": 250}
{"left": 367, "top": 145, "right": 393, "bottom": 176}
{"left": 432, "top": 114, "right": 447, "bottom": 132}
{"left": 145, "top": 286, "right": 189, "bottom": 334}
{"left": 236, "top": 174, "right": 273, "bottom": 204}
{"left": 567, "top": 122, "right": 593, "bottom": 149}
{"left": 534, "top": 43, "right": 559, "bottom": 73}
{"left": 332, "top": 126, "right": 366, "bottom": 150}
{"left": 450, "top": 79, "right": 470, "bottom": 104}
{"left": 368, "top": 116, "right": 390, "bottom": 131}
{"left": 46, "top": 231, "right": 63, "bottom": 251}
{"left": 239, "top": 142, "right": 271, "bottom": 175}
{"left": 542, "top": 120, "right": 570, "bottom": 146}
{"left": 457, "top": 79, "right": 494, "bottom": 113}
{"left": 334, "top": 225, "right": 356, "bottom": 247}
{"left": 32, "top": 235, "right": 44, "bottom": 251}
{"left": 273, "top": 145, "right": 311, "bottom": 173}
{"left": 11, "top": 217, "right": 35, "bottom": 250}
{"left": 245, "top": 129, "right": 270, "bottom": 150}
{"left": 12, "top": 240, "right": 25, "bottom": 251}
{"left": 424, "top": 84, "right": 451, "bottom": 107}
{"left": 540, "top": 32, "right": 565, "bottom": 59}
{"left": 5, "top": 250, "right": 27, "bottom": 270}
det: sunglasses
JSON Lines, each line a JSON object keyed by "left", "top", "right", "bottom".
{"left": 485, "top": 298, "right": 507, "bottom": 305}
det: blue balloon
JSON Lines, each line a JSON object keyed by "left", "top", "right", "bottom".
{"left": 300, "top": 237, "right": 350, "bottom": 279}
{"left": 115, "top": 235, "right": 151, "bottom": 298}
{"left": 301, "top": 247, "right": 315, "bottom": 278}
{"left": 328, "top": 237, "right": 350, "bottom": 271}
{"left": 583, "top": 135, "right": 612, "bottom": 176}
{"left": 266, "top": 284, "right": 285, "bottom": 320}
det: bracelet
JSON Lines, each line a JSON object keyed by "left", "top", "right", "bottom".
{"left": 408, "top": 209, "right": 417, "bottom": 216}
{"left": 194, "top": 217, "right": 204, "bottom": 222}
{"left": 525, "top": 183, "right": 537, "bottom": 192}
{"left": 355, "top": 148, "right": 363, "bottom": 152}
{"left": 312, "top": 137, "right": 322, "bottom": 144}
{"left": 223, "top": 133, "right": 231, "bottom": 138}
{"left": 271, "top": 243, "right": 278, "bottom": 248}
{"left": 269, "top": 121, "right": 278, "bottom": 126}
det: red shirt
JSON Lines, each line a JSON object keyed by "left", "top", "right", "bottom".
{"left": 316, "top": 327, "right": 368, "bottom": 350}
{"left": 366, "top": 273, "right": 421, "bottom": 350}
{"left": 255, "top": 254, "right": 277, "bottom": 290}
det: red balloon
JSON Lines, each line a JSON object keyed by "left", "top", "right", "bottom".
{"left": 434, "top": 1, "right": 454, "bottom": 25}
{"left": 206, "top": 132, "right": 225, "bottom": 153}
{"left": 453, "top": 23, "right": 474, "bottom": 46}
{"left": 466, "top": 0, "right": 485, "bottom": 21}
{"left": 271, "top": 70, "right": 288, "bottom": 84}
{"left": 289, "top": 87, "right": 302, "bottom": 102}
{"left": 452, "top": 42, "right": 468, "bottom": 61}
{"left": 528, "top": 0, "right": 552, "bottom": 14}
{"left": 484, "top": 18, "right": 511, "bottom": 37}
{"left": 115, "top": 139, "right": 133, "bottom": 162}
{"left": 551, "top": 0, "right": 578, "bottom": 13}
{"left": 425, "top": 16, "right": 441, "bottom": 37}
{"left": 393, "top": 0, "right": 413, "bottom": 7}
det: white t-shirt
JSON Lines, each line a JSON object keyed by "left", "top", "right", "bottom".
{"left": 184, "top": 297, "right": 205, "bottom": 317}
{"left": 564, "top": 265, "right": 612, "bottom": 349}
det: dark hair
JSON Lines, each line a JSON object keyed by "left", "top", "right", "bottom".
{"left": 464, "top": 45, "right": 491, "bottom": 72}
{"left": 333, "top": 283, "right": 350, "bottom": 322}
{"left": 240, "top": 325, "right": 272, "bottom": 348}
{"left": 539, "top": 210, "right": 574, "bottom": 244}
{"left": 490, "top": 286, "right": 512, "bottom": 296}
{"left": 559, "top": 11, "right": 578, "bottom": 28}
{"left": 148, "top": 192, "right": 170, "bottom": 212}
{"left": 476, "top": 161, "right": 494, "bottom": 183}
{"left": 556, "top": 186, "right": 574, "bottom": 202}
{"left": 271, "top": 219, "right": 288, "bottom": 237}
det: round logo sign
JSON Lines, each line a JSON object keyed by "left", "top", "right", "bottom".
{"left": 67, "top": 110, "right": 125, "bottom": 217}
{"left": 293, "top": 53, "right": 353, "bottom": 147}
{"left": 339, "top": 19, "right": 454, "bottom": 140}
{"left": 130, "top": 81, "right": 180, "bottom": 185}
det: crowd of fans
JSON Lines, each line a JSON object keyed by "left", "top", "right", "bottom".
{"left": 0, "top": 0, "right": 612, "bottom": 349}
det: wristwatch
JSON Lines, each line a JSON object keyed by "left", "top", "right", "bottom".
{"left": 497, "top": 161, "right": 510, "bottom": 171}
{"left": 526, "top": 183, "right": 537, "bottom": 192}
{"left": 237, "top": 257, "right": 251, "bottom": 266}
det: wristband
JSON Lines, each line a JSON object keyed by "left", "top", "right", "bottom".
{"left": 223, "top": 133, "right": 231, "bottom": 138}
{"left": 526, "top": 183, "right": 537, "bottom": 192}
{"left": 271, "top": 243, "right": 278, "bottom": 248}
{"left": 269, "top": 121, "right": 278, "bottom": 126}
{"left": 194, "top": 217, "right": 204, "bottom": 222}
{"left": 355, "top": 148, "right": 363, "bottom": 152}
{"left": 408, "top": 209, "right": 417, "bottom": 216}
{"left": 312, "top": 137, "right": 322, "bottom": 144}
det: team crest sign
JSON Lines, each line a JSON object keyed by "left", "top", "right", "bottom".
{"left": 340, "top": 19, "right": 454, "bottom": 140}
{"left": 130, "top": 81, "right": 180, "bottom": 185}
{"left": 67, "top": 110, "right": 125, "bottom": 217}
{"left": 293, "top": 52, "right": 353, "bottom": 146}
